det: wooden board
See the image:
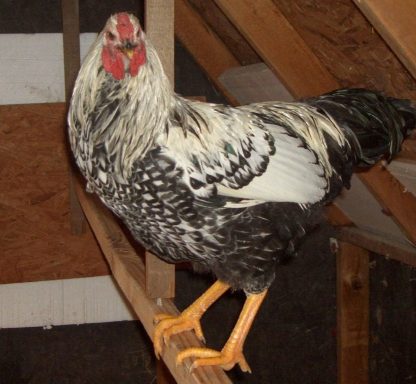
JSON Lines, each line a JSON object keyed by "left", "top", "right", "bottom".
{"left": 75, "top": 178, "right": 232, "bottom": 384}
{"left": 273, "top": 0, "right": 416, "bottom": 99}
{"left": 187, "top": 0, "right": 260, "bottom": 65}
{"left": 0, "top": 276, "right": 135, "bottom": 328}
{"left": 353, "top": 0, "right": 416, "bottom": 81}
{"left": 175, "top": 0, "right": 240, "bottom": 105}
{"left": 337, "top": 227, "right": 416, "bottom": 267}
{"left": 62, "top": 0, "right": 86, "bottom": 235}
{"left": 144, "top": 0, "right": 176, "bottom": 299}
{"left": 357, "top": 164, "right": 416, "bottom": 245}
{"left": 0, "top": 103, "right": 109, "bottom": 284}
{"left": 336, "top": 240, "right": 369, "bottom": 384}
{"left": 214, "top": 0, "right": 339, "bottom": 98}
{"left": 0, "top": 33, "right": 97, "bottom": 105}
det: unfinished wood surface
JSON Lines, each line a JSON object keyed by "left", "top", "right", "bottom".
{"left": 358, "top": 164, "right": 416, "bottom": 245}
{"left": 187, "top": 0, "right": 260, "bottom": 65}
{"left": 62, "top": 0, "right": 86, "bottom": 235}
{"left": 157, "top": 360, "right": 176, "bottom": 384}
{"left": 214, "top": 0, "right": 339, "bottom": 98}
{"left": 353, "top": 0, "right": 416, "bottom": 81}
{"left": 175, "top": 0, "right": 240, "bottom": 105}
{"left": 144, "top": 0, "right": 175, "bottom": 299}
{"left": 273, "top": 0, "right": 416, "bottom": 99}
{"left": 145, "top": 0, "right": 174, "bottom": 87}
{"left": 75, "top": 178, "right": 232, "bottom": 384}
{"left": 0, "top": 104, "right": 109, "bottom": 284}
{"left": 336, "top": 241, "right": 369, "bottom": 384}
{"left": 337, "top": 227, "right": 416, "bottom": 267}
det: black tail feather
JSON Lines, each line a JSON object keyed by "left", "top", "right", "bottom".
{"left": 306, "top": 88, "right": 415, "bottom": 167}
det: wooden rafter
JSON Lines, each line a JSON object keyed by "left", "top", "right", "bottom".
{"left": 214, "top": 0, "right": 339, "bottom": 98}
{"left": 353, "top": 0, "right": 416, "bottom": 81}
{"left": 174, "top": 0, "right": 240, "bottom": 105}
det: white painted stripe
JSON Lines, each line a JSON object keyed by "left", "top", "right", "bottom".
{"left": 0, "top": 276, "right": 135, "bottom": 328}
{"left": 0, "top": 33, "right": 97, "bottom": 105}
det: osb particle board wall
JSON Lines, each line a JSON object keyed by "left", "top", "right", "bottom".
{"left": 273, "top": 0, "right": 416, "bottom": 98}
{"left": 0, "top": 103, "right": 110, "bottom": 284}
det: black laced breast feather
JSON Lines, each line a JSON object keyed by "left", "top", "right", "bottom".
{"left": 92, "top": 146, "right": 322, "bottom": 294}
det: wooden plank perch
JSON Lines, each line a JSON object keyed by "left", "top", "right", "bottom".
{"left": 75, "top": 178, "right": 231, "bottom": 384}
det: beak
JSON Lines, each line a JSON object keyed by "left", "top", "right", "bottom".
{"left": 124, "top": 48, "right": 134, "bottom": 59}
{"left": 122, "top": 41, "right": 137, "bottom": 59}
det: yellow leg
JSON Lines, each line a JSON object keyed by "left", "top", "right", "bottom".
{"left": 153, "top": 280, "right": 230, "bottom": 358}
{"left": 176, "top": 289, "right": 268, "bottom": 372}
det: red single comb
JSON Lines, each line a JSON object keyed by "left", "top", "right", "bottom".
{"left": 116, "top": 12, "right": 135, "bottom": 41}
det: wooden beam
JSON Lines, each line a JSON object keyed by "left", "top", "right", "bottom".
{"left": 337, "top": 227, "right": 416, "bottom": 267}
{"left": 336, "top": 240, "right": 369, "bottom": 384}
{"left": 214, "top": 0, "right": 339, "bottom": 98}
{"left": 75, "top": 178, "right": 232, "bottom": 384}
{"left": 175, "top": 0, "right": 240, "bottom": 105}
{"left": 62, "top": 0, "right": 86, "bottom": 235}
{"left": 353, "top": 0, "right": 416, "bottom": 81}
{"left": 357, "top": 163, "right": 416, "bottom": 245}
{"left": 144, "top": 0, "right": 176, "bottom": 299}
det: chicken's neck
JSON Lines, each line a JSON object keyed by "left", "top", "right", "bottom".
{"left": 69, "top": 37, "right": 174, "bottom": 181}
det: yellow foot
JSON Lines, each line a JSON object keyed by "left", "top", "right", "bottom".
{"left": 153, "top": 312, "right": 205, "bottom": 358}
{"left": 153, "top": 281, "right": 230, "bottom": 359}
{"left": 177, "top": 347, "right": 251, "bottom": 373}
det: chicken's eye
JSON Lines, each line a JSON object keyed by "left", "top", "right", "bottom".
{"left": 107, "top": 31, "right": 116, "bottom": 41}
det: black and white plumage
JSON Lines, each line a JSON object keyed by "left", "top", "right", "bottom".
{"left": 68, "top": 13, "right": 415, "bottom": 296}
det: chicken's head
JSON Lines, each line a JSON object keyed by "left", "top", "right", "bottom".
{"left": 101, "top": 12, "right": 146, "bottom": 80}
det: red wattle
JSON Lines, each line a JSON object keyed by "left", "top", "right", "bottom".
{"left": 102, "top": 46, "right": 125, "bottom": 80}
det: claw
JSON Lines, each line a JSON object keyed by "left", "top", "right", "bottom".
{"left": 152, "top": 281, "right": 230, "bottom": 359}
{"left": 176, "top": 347, "right": 251, "bottom": 373}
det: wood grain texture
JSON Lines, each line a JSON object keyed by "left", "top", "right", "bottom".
{"left": 353, "top": 0, "right": 416, "bottom": 81}
{"left": 337, "top": 227, "right": 416, "bottom": 267}
{"left": 145, "top": 0, "right": 174, "bottom": 86}
{"left": 214, "top": 0, "right": 339, "bottom": 98}
{"left": 358, "top": 164, "right": 416, "bottom": 245}
{"left": 187, "top": 0, "right": 260, "bottom": 65}
{"left": 175, "top": 0, "right": 240, "bottom": 105}
{"left": 336, "top": 240, "right": 369, "bottom": 384}
{"left": 75, "top": 178, "right": 232, "bottom": 384}
{"left": 0, "top": 104, "right": 109, "bottom": 284}
{"left": 62, "top": 0, "right": 86, "bottom": 235}
{"left": 144, "top": 0, "right": 176, "bottom": 299}
{"left": 273, "top": 0, "right": 416, "bottom": 99}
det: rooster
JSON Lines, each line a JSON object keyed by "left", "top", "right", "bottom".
{"left": 68, "top": 12, "right": 415, "bottom": 372}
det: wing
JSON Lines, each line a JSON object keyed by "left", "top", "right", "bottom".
{"left": 162, "top": 98, "right": 348, "bottom": 205}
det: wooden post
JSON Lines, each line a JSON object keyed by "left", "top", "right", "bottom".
{"left": 62, "top": 0, "right": 86, "bottom": 235}
{"left": 336, "top": 240, "right": 369, "bottom": 384}
{"left": 144, "top": 0, "right": 176, "bottom": 299}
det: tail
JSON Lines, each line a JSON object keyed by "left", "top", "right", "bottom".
{"left": 306, "top": 88, "right": 415, "bottom": 167}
